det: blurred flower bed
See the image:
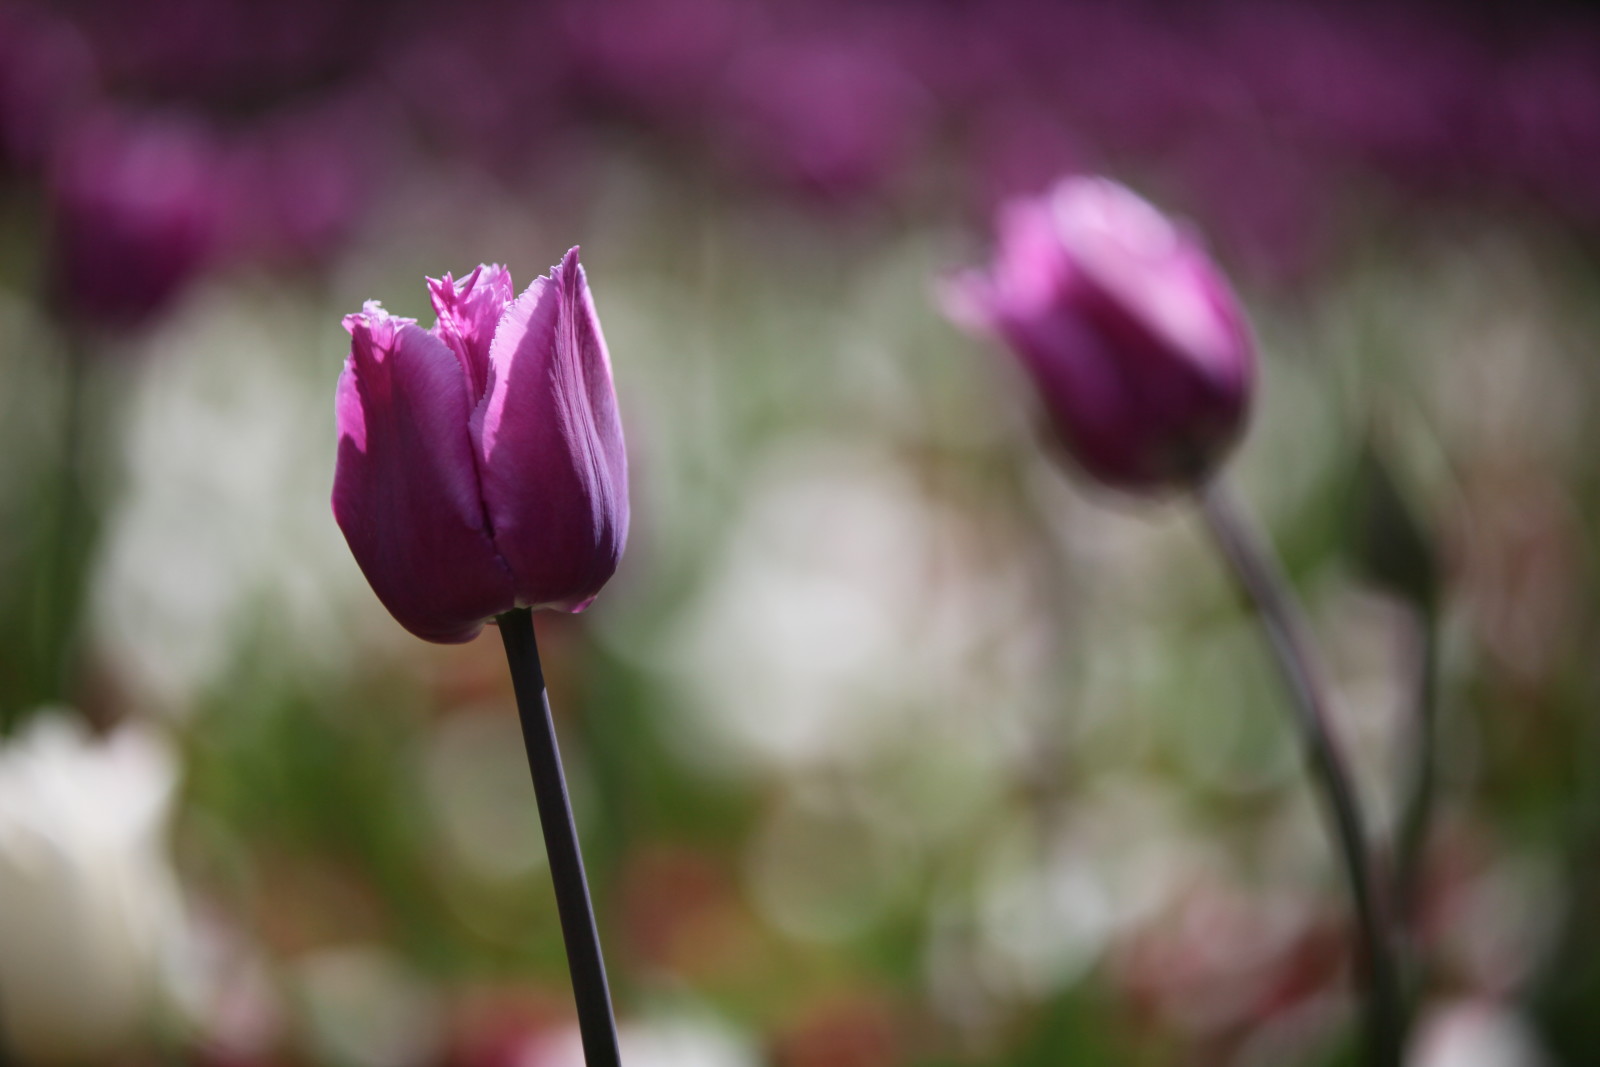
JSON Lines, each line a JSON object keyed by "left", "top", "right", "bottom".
{"left": 1, "top": 1, "right": 1599, "bottom": 1065}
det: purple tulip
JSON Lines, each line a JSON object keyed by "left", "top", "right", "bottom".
{"left": 218, "top": 93, "right": 394, "bottom": 269}
{"left": 717, "top": 37, "right": 930, "bottom": 202}
{"left": 947, "top": 176, "right": 1255, "bottom": 491}
{"left": 0, "top": 5, "right": 97, "bottom": 171}
{"left": 47, "top": 109, "right": 221, "bottom": 330}
{"left": 332, "top": 249, "right": 629, "bottom": 643}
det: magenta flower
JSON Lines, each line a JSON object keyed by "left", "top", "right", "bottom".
{"left": 218, "top": 93, "right": 393, "bottom": 269}
{"left": 47, "top": 109, "right": 220, "bottom": 329}
{"left": 0, "top": 6, "right": 97, "bottom": 171}
{"left": 718, "top": 38, "right": 929, "bottom": 201}
{"left": 333, "top": 248, "right": 628, "bottom": 643}
{"left": 947, "top": 176, "right": 1255, "bottom": 491}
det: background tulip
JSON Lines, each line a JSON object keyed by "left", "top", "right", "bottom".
{"left": 0, "top": 711, "right": 183, "bottom": 1065}
{"left": 332, "top": 248, "right": 629, "bottom": 644}
{"left": 955, "top": 176, "right": 1408, "bottom": 1065}
{"left": 47, "top": 109, "right": 221, "bottom": 330}
{"left": 948, "top": 176, "right": 1255, "bottom": 491}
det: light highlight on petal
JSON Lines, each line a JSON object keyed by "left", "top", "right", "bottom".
{"left": 427, "top": 263, "right": 514, "bottom": 401}
{"left": 333, "top": 304, "right": 514, "bottom": 642}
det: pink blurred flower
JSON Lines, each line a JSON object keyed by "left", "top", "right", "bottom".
{"left": 1112, "top": 875, "right": 1343, "bottom": 1047}
{"left": 218, "top": 94, "right": 394, "bottom": 268}
{"left": 1480, "top": 29, "right": 1600, "bottom": 223}
{"left": 562, "top": 0, "right": 742, "bottom": 123}
{"left": 47, "top": 108, "right": 222, "bottom": 329}
{"left": 965, "top": 100, "right": 1090, "bottom": 213}
{"left": 1163, "top": 132, "right": 1330, "bottom": 286}
{"left": 717, "top": 38, "right": 929, "bottom": 201}
{"left": 73, "top": 0, "right": 359, "bottom": 109}
{"left": 383, "top": 4, "right": 570, "bottom": 176}
{"left": 773, "top": 993, "right": 903, "bottom": 1067}
{"left": 946, "top": 176, "right": 1255, "bottom": 491}
{"left": 443, "top": 985, "right": 570, "bottom": 1067}
{"left": 0, "top": 4, "right": 97, "bottom": 171}
{"left": 332, "top": 250, "right": 629, "bottom": 644}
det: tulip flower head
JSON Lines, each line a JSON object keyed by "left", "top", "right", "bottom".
{"left": 947, "top": 176, "right": 1255, "bottom": 491}
{"left": 333, "top": 248, "right": 628, "bottom": 643}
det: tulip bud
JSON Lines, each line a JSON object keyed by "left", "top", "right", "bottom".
{"left": 946, "top": 176, "right": 1255, "bottom": 490}
{"left": 332, "top": 248, "right": 629, "bottom": 643}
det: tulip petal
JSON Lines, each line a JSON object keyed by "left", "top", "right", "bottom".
{"left": 427, "top": 264, "right": 514, "bottom": 401}
{"left": 474, "top": 247, "right": 629, "bottom": 611}
{"left": 333, "top": 303, "right": 515, "bottom": 642}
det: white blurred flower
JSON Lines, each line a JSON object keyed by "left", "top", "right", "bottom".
{"left": 970, "top": 830, "right": 1113, "bottom": 1000}
{"left": 744, "top": 787, "right": 913, "bottom": 944}
{"left": 0, "top": 710, "right": 183, "bottom": 1064}
{"left": 1408, "top": 1000, "right": 1548, "bottom": 1067}
{"left": 420, "top": 709, "right": 546, "bottom": 884}
{"left": 1438, "top": 851, "right": 1562, "bottom": 996}
{"left": 91, "top": 286, "right": 390, "bottom": 714}
{"left": 525, "top": 1011, "right": 758, "bottom": 1067}
{"left": 171, "top": 905, "right": 284, "bottom": 1065}
{"left": 293, "top": 945, "right": 444, "bottom": 1067}
{"left": 662, "top": 440, "right": 1050, "bottom": 781}
{"left": 925, "top": 776, "right": 1208, "bottom": 1021}
{"left": 1316, "top": 585, "right": 1420, "bottom": 838}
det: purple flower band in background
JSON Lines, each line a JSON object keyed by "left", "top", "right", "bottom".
{"left": 7, "top": 0, "right": 1600, "bottom": 327}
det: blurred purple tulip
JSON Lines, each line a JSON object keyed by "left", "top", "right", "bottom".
{"left": 947, "top": 176, "right": 1254, "bottom": 491}
{"left": 0, "top": 5, "right": 97, "bottom": 171}
{"left": 1482, "top": 29, "right": 1600, "bottom": 222}
{"left": 384, "top": 3, "right": 570, "bottom": 177}
{"left": 218, "top": 94, "right": 394, "bottom": 269}
{"left": 718, "top": 37, "right": 929, "bottom": 201}
{"left": 73, "top": 0, "right": 362, "bottom": 110}
{"left": 47, "top": 109, "right": 221, "bottom": 330}
{"left": 966, "top": 101, "right": 1089, "bottom": 213}
{"left": 1165, "top": 133, "right": 1328, "bottom": 286}
{"left": 333, "top": 249, "right": 629, "bottom": 644}
{"left": 562, "top": 0, "right": 741, "bottom": 123}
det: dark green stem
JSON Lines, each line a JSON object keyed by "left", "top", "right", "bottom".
{"left": 1198, "top": 479, "right": 1403, "bottom": 1067}
{"left": 28, "top": 333, "right": 92, "bottom": 708}
{"left": 496, "top": 609, "right": 621, "bottom": 1067}
{"left": 1394, "top": 606, "right": 1440, "bottom": 932}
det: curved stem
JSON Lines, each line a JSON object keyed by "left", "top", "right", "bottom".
{"left": 497, "top": 609, "right": 621, "bottom": 1067}
{"left": 1197, "top": 480, "right": 1403, "bottom": 1067}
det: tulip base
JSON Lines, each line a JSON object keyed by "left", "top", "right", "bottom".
{"left": 1197, "top": 480, "right": 1403, "bottom": 1067}
{"left": 497, "top": 608, "right": 621, "bottom": 1067}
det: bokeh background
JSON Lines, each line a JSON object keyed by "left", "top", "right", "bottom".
{"left": 2, "top": 1, "right": 1600, "bottom": 1064}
